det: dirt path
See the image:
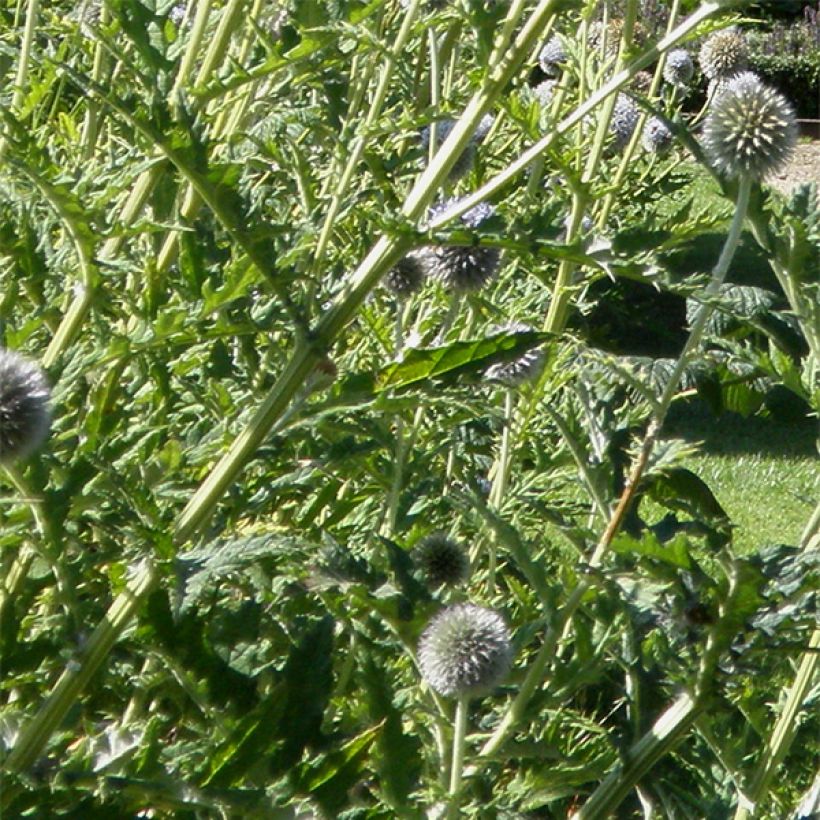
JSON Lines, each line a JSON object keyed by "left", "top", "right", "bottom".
{"left": 769, "top": 140, "right": 820, "bottom": 199}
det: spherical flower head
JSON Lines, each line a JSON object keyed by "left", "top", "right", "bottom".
{"left": 642, "top": 116, "right": 674, "bottom": 154}
{"left": 609, "top": 94, "right": 639, "bottom": 151}
{"left": 418, "top": 603, "right": 512, "bottom": 698}
{"left": 385, "top": 251, "right": 426, "bottom": 296}
{"left": 485, "top": 323, "right": 545, "bottom": 387}
{"left": 702, "top": 72, "right": 797, "bottom": 180}
{"left": 531, "top": 79, "right": 556, "bottom": 108}
{"left": 474, "top": 113, "right": 495, "bottom": 143}
{"left": 699, "top": 27, "right": 748, "bottom": 81}
{"left": 0, "top": 349, "right": 51, "bottom": 464}
{"left": 169, "top": 3, "right": 187, "bottom": 26}
{"left": 423, "top": 199, "right": 500, "bottom": 292}
{"left": 632, "top": 71, "right": 653, "bottom": 94}
{"left": 663, "top": 49, "right": 694, "bottom": 89}
{"left": 414, "top": 533, "right": 469, "bottom": 588}
{"left": 538, "top": 35, "right": 567, "bottom": 77}
{"left": 590, "top": 18, "right": 646, "bottom": 58}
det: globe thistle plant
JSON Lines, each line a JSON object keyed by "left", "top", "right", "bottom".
{"left": 385, "top": 251, "right": 427, "bottom": 296}
{"left": 422, "top": 200, "right": 500, "bottom": 292}
{"left": 702, "top": 72, "right": 797, "bottom": 180}
{"left": 531, "top": 79, "right": 556, "bottom": 108}
{"left": 168, "top": 3, "right": 187, "bottom": 26}
{"left": 0, "top": 349, "right": 52, "bottom": 464}
{"left": 631, "top": 71, "right": 653, "bottom": 94}
{"left": 538, "top": 35, "right": 567, "bottom": 77}
{"left": 699, "top": 27, "right": 748, "bottom": 81}
{"left": 609, "top": 94, "right": 639, "bottom": 151}
{"left": 663, "top": 49, "right": 694, "bottom": 89}
{"left": 418, "top": 603, "right": 512, "bottom": 698}
{"left": 414, "top": 533, "right": 469, "bottom": 588}
{"left": 642, "top": 116, "right": 674, "bottom": 155}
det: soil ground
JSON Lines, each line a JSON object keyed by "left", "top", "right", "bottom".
{"left": 769, "top": 140, "right": 820, "bottom": 198}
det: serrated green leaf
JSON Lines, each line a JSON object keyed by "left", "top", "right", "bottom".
{"left": 376, "top": 330, "right": 551, "bottom": 391}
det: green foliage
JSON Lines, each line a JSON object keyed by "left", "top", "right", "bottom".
{"left": 1, "top": 0, "right": 818, "bottom": 818}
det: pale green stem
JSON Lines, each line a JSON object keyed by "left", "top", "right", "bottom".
{"left": 3, "top": 559, "right": 157, "bottom": 776}
{"left": 427, "top": 30, "right": 441, "bottom": 167}
{"left": 80, "top": 1, "right": 111, "bottom": 159}
{"left": 543, "top": 0, "right": 639, "bottom": 335}
{"left": 171, "top": 0, "right": 215, "bottom": 104}
{"left": 1, "top": 466, "right": 78, "bottom": 623}
{"left": 571, "top": 693, "right": 702, "bottom": 819}
{"left": 0, "top": 0, "right": 38, "bottom": 160}
{"left": 447, "top": 696, "right": 469, "bottom": 819}
{"left": 43, "top": 162, "right": 166, "bottom": 367}
{"left": 311, "top": 0, "right": 422, "bottom": 274}
{"left": 596, "top": 0, "right": 682, "bottom": 228}
{"left": 487, "top": 389, "right": 516, "bottom": 593}
{"left": 157, "top": 0, "right": 268, "bottom": 272}
{"left": 0, "top": 547, "right": 35, "bottom": 622}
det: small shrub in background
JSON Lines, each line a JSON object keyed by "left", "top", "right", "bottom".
{"left": 747, "top": 3, "right": 820, "bottom": 118}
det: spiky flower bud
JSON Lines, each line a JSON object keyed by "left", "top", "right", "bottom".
{"left": 538, "top": 35, "right": 567, "bottom": 77}
{"left": 485, "top": 323, "right": 545, "bottom": 387}
{"left": 422, "top": 200, "right": 500, "bottom": 292}
{"left": 632, "top": 71, "right": 653, "bottom": 94}
{"left": 702, "top": 72, "right": 797, "bottom": 180}
{"left": 589, "top": 18, "right": 646, "bottom": 58}
{"left": 699, "top": 27, "right": 747, "bottom": 81}
{"left": 418, "top": 603, "right": 512, "bottom": 697}
{"left": 609, "top": 94, "right": 639, "bottom": 150}
{"left": 0, "top": 350, "right": 51, "bottom": 464}
{"left": 385, "top": 251, "right": 427, "bottom": 296}
{"left": 663, "top": 49, "right": 694, "bottom": 89}
{"left": 642, "top": 116, "right": 674, "bottom": 154}
{"left": 414, "top": 533, "right": 469, "bottom": 588}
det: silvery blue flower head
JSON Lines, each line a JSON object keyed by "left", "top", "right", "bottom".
{"left": 538, "top": 35, "right": 567, "bottom": 77}
{"left": 422, "top": 199, "right": 500, "bottom": 292}
{"left": 699, "top": 27, "right": 748, "bottom": 81}
{"left": 702, "top": 72, "right": 797, "bottom": 180}
{"left": 609, "top": 94, "right": 639, "bottom": 151}
{"left": 418, "top": 603, "right": 512, "bottom": 697}
{"left": 485, "top": 323, "right": 545, "bottom": 387}
{"left": 385, "top": 251, "right": 427, "bottom": 296}
{"left": 663, "top": 49, "right": 694, "bottom": 89}
{"left": 642, "top": 116, "right": 674, "bottom": 154}
{"left": 0, "top": 349, "right": 51, "bottom": 464}
{"left": 531, "top": 79, "right": 556, "bottom": 108}
{"left": 414, "top": 533, "right": 470, "bottom": 588}
{"left": 168, "top": 3, "right": 187, "bottom": 26}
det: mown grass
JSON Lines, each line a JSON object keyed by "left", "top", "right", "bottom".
{"left": 665, "top": 399, "right": 818, "bottom": 554}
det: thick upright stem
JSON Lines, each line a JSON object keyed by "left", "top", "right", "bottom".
{"left": 0, "top": 0, "right": 38, "bottom": 160}
{"left": 572, "top": 694, "right": 702, "bottom": 819}
{"left": 447, "top": 697, "right": 469, "bottom": 819}
{"left": 3, "top": 560, "right": 157, "bottom": 776}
